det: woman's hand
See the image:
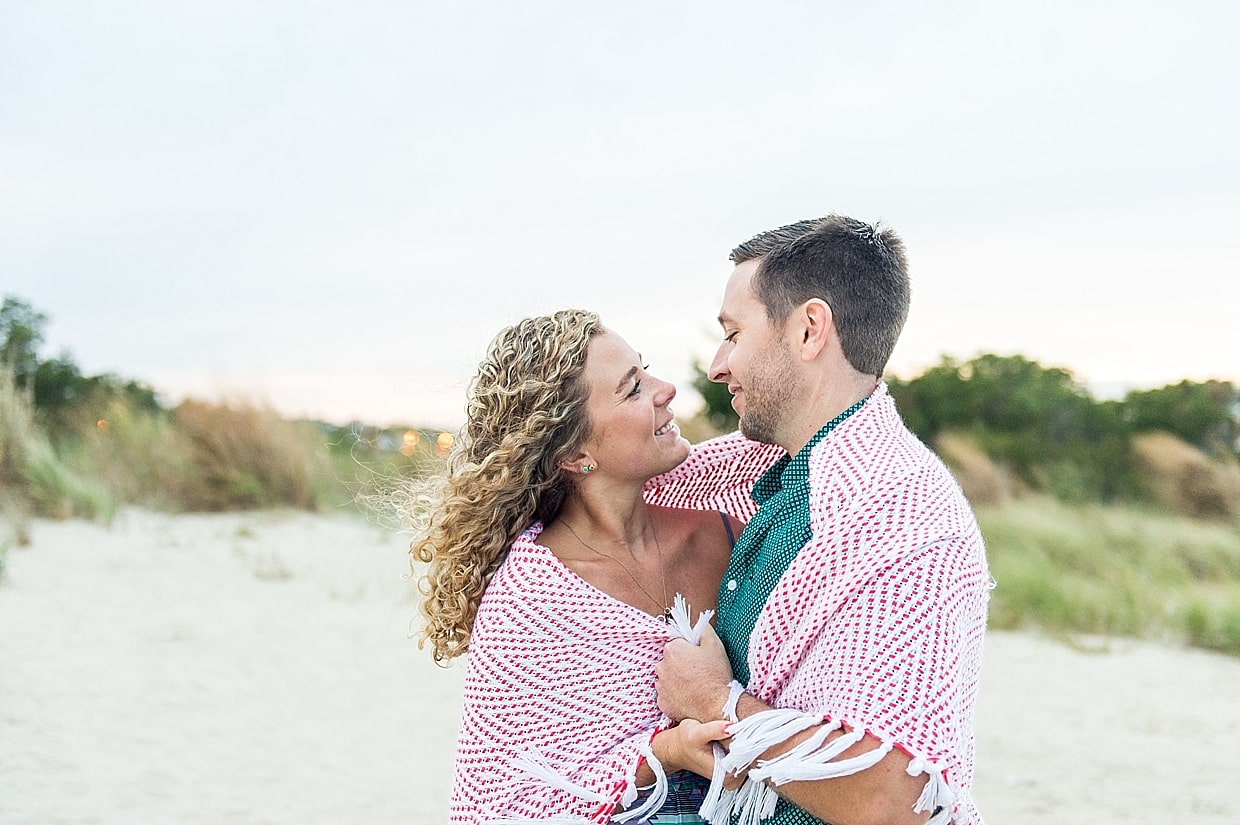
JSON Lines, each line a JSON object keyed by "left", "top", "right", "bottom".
{"left": 652, "top": 718, "right": 730, "bottom": 778}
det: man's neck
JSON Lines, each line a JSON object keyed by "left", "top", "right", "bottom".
{"left": 780, "top": 374, "right": 878, "bottom": 456}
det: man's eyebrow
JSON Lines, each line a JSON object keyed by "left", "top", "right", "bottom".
{"left": 718, "top": 311, "right": 735, "bottom": 327}
{"left": 614, "top": 365, "right": 639, "bottom": 395}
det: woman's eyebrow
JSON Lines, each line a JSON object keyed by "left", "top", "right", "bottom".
{"left": 614, "top": 365, "right": 639, "bottom": 395}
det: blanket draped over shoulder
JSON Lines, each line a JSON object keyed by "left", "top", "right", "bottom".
{"left": 449, "top": 439, "right": 779, "bottom": 824}
{"left": 452, "top": 386, "right": 988, "bottom": 825}
{"left": 646, "top": 385, "right": 991, "bottom": 825}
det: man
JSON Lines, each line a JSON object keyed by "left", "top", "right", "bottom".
{"left": 653, "top": 215, "right": 990, "bottom": 825}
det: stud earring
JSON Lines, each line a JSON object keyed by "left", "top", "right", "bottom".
{"left": 581, "top": 463, "right": 597, "bottom": 474}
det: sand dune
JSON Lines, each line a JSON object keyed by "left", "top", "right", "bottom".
{"left": 1, "top": 509, "right": 1236, "bottom": 824}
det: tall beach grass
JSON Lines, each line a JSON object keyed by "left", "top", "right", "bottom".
{"left": 2, "top": 365, "right": 361, "bottom": 521}
{"left": 980, "top": 497, "right": 1240, "bottom": 655}
{"left": 172, "top": 399, "right": 332, "bottom": 511}
{"left": 1, "top": 366, "right": 112, "bottom": 529}
{"left": 7, "top": 356, "right": 1240, "bottom": 657}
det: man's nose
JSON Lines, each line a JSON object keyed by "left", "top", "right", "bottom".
{"left": 708, "top": 344, "right": 729, "bottom": 383}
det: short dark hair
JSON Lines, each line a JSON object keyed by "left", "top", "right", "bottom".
{"left": 753, "top": 214, "right": 910, "bottom": 377}
{"left": 729, "top": 218, "right": 824, "bottom": 264}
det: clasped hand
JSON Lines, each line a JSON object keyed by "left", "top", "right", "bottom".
{"left": 655, "top": 618, "right": 735, "bottom": 722}
{"left": 655, "top": 622, "right": 747, "bottom": 786}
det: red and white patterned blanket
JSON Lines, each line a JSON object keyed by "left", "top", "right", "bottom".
{"left": 451, "top": 383, "right": 988, "bottom": 825}
{"left": 646, "top": 383, "right": 990, "bottom": 825}
{"left": 449, "top": 436, "right": 780, "bottom": 824}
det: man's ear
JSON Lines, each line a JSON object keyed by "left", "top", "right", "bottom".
{"left": 797, "top": 299, "right": 833, "bottom": 360}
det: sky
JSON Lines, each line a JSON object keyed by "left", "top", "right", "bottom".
{"left": 3, "top": 0, "right": 1237, "bottom": 429}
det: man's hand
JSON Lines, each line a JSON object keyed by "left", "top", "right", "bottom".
{"left": 655, "top": 621, "right": 734, "bottom": 722}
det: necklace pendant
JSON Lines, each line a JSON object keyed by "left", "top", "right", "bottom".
{"left": 662, "top": 607, "right": 671, "bottom": 623}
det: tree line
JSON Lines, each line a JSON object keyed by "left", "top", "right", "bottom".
{"left": 0, "top": 295, "right": 450, "bottom": 519}
{"left": 694, "top": 351, "right": 1238, "bottom": 508}
{"left": 1, "top": 296, "right": 162, "bottom": 439}
{"left": 5, "top": 293, "right": 1239, "bottom": 514}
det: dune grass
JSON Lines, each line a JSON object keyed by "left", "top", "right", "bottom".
{"left": 2, "top": 364, "right": 450, "bottom": 522}
{"left": 9, "top": 355, "right": 1240, "bottom": 657}
{"left": 171, "top": 399, "right": 333, "bottom": 511}
{"left": 979, "top": 497, "right": 1240, "bottom": 655}
{"left": 56, "top": 399, "right": 189, "bottom": 512}
{"left": 1, "top": 367, "right": 112, "bottom": 526}
{"left": 2, "top": 366, "right": 364, "bottom": 518}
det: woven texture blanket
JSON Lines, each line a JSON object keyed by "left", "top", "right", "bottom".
{"left": 451, "top": 522, "right": 659, "bottom": 823}
{"left": 450, "top": 431, "right": 782, "bottom": 823}
{"left": 644, "top": 383, "right": 990, "bottom": 825}
{"left": 451, "top": 383, "right": 988, "bottom": 824}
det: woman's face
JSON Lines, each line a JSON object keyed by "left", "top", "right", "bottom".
{"left": 574, "top": 330, "right": 690, "bottom": 482}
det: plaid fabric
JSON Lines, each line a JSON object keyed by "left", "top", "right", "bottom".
{"left": 627, "top": 769, "right": 710, "bottom": 824}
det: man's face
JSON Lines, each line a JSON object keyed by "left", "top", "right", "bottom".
{"left": 708, "top": 260, "right": 802, "bottom": 445}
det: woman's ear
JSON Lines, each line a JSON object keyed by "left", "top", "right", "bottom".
{"left": 559, "top": 450, "right": 595, "bottom": 475}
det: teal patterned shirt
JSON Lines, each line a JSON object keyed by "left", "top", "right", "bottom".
{"left": 713, "top": 398, "right": 866, "bottom": 825}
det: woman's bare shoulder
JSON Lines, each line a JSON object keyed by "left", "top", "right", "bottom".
{"left": 652, "top": 506, "right": 740, "bottom": 551}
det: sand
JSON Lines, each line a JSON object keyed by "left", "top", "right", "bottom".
{"left": 1, "top": 509, "right": 1237, "bottom": 824}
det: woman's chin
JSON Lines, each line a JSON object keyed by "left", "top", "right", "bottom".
{"left": 663, "top": 439, "right": 692, "bottom": 470}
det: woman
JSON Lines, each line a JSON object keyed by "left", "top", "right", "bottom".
{"left": 402, "top": 309, "right": 779, "bottom": 824}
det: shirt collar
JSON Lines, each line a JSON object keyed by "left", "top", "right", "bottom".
{"left": 750, "top": 395, "right": 869, "bottom": 505}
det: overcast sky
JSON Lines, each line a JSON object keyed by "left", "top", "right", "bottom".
{"left": 3, "top": 0, "right": 1236, "bottom": 429}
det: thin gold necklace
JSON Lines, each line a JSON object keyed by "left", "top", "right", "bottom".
{"left": 561, "top": 517, "right": 670, "bottom": 622}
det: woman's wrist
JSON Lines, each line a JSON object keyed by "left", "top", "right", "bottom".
{"left": 649, "top": 726, "right": 683, "bottom": 774}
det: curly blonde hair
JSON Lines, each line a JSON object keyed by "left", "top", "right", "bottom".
{"left": 404, "top": 309, "right": 602, "bottom": 664}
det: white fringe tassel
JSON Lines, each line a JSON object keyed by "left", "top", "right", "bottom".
{"left": 906, "top": 756, "right": 955, "bottom": 825}
{"left": 721, "top": 679, "right": 746, "bottom": 722}
{"left": 612, "top": 740, "right": 670, "bottom": 823}
{"left": 698, "top": 741, "right": 736, "bottom": 820}
{"left": 697, "top": 709, "right": 825, "bottom": 824}
{"left": 720, "top": 708, "right": 825, "bottom": 770}
{"left": 698, "top": 707, "right": 952, "bottom": 825}
{"left": 510, "top": 747, "right": 609, "bottom": 804}
{"left": 666, "top": 592, "right": 714, "bottom": 643}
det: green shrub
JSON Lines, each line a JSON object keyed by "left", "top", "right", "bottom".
{"left": 1180, "top": 595, "right": 1240, "bottom": 655}
{"left": 980, "top": 497, "right": 1240, "bottom": 655}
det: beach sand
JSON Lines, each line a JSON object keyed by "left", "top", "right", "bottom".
{"left": 2, "top": 509, "right": 1237, "bottom": 824}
